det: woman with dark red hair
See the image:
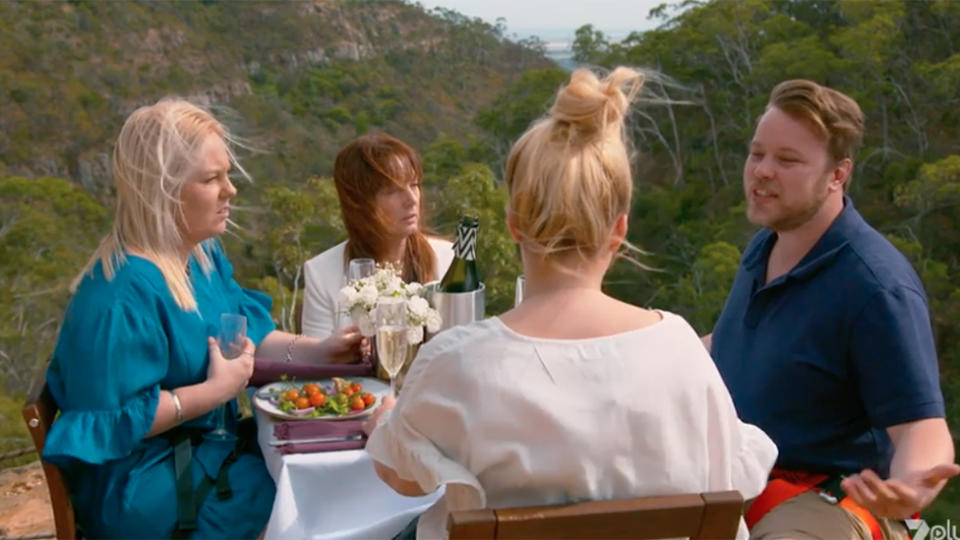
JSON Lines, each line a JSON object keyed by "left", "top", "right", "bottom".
{"left": 301, "top": 133, "right": 453, "bottom": 338}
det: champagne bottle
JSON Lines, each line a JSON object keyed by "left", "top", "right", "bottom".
{"left": 439, "top": 216, "right": 480, "bottom": 292}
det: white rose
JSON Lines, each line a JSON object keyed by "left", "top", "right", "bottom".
{"left": 338, "top": 286, "right": 359, "bottom": 308}
{"left": 425, "top": 310, "right": 442, "bottom": 333}
{"left": 374, "top": 268, "right": 394, "bottom": 290}
{"left": 359, "top": 284, "right": 379, "bottom": 307}
{"left": 384, "top": 275, "right": 403, "bottom": 297}
{"left": 404, "top": 282, "right": 423, "bottom": 297}
{"left": 407, "top": 296, "right": 429, "bottom": 318}
{"left": 406, "top": 325, "right": 424, "bottom": 345}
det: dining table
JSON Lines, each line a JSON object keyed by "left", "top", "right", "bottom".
{"left": 254, "top": 387, "right": 443, "bottom": 539}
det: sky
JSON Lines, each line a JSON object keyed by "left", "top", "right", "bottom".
{"left": 417, "top": 0, "right": 674, "bottom": 41}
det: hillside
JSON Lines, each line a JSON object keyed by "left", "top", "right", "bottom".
{"left": 0, "top": 0, "right": 548, "bottom": 192}
{"left": 0, "top": 0, "right": 550, "bottom": 396}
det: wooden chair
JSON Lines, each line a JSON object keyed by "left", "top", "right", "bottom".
{"left": 448, "top": 490, "right": 744, "bottom": 540}
{"left": 21, "top": 372, "right": 79, "bottom": 540}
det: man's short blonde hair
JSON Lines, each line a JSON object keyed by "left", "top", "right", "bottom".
{"left": 768, "top": 79, "right": 864, "bottom": 163}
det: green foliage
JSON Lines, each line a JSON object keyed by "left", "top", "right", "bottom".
{"left": 474, "top": 67, "right": 568, "bottom": 165}
{"left": 237, "top": 177, "right": 344, "bottom": 332}
{"left": 431, "top": 163, "right": 520, "bottom": 314}
{"left": 659, "top": 242, "right": 741, "bottom": 333}
{"left": 572, "top": 24, "right": 609, "bottom": 64}
{"left": 0, "top": 176, "right": 108, "bottom": 392}
{"left": 0, "top": 388, "right": 33, "bottom": 467}
{"left": 894, "top": 155, "right": 960, "bottom": 216}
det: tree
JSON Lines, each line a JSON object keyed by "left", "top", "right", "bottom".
{"left": 0, "top": 176, "right": 108, "bottom": 391}
{"left": 238, "top": 177, "right": 344, "bottom": 332}
{"left": 572, "top": 24, "right": 609, "bottom": 64}
{"left": 431, "top": 163, "right": 520, "bottom": 314}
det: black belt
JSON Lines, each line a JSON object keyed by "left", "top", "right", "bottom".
{"left": 162, "top": 423, "right": 251, "bottom": 538}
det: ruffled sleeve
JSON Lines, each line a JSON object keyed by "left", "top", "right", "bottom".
{"left": 206, "top": 240, "right": 276, "bottom": 345}
{"left": 365, "top": 338, "right": 486, "bottom": 510}
{"left": 43, "top": 298, "right": 169, "bottom": 466}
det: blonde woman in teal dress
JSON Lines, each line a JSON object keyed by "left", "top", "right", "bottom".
{"left": 42, "top": 99, "right": 361, "bottom": 538}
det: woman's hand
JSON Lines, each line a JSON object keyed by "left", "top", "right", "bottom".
{"left": 206, "top": 336, "right": 255, "bottom": 403}
{"left": 840, "top": 463, "right": 960, "bottom": 519}
{"left": 362, "top": 394, "right": 396, "bottom": 437}
{"left": 322, "top": 326, "right": 364, "bottom": 364}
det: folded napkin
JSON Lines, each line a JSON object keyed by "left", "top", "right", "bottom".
{"left": 271, "top": 419, "right": 367, "bottom": 454}
{"left": 274, "top": 419, "right": 366, "bottom": 440}
{"left": 250, "top": 358, "right": 373, "bottom": 386}
{"left": 273, "top": 436, "right": 366, "bottom": 455}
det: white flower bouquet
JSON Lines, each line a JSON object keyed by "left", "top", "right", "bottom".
{"left": 337, "top": 263, "right": 442, "bottom": 345}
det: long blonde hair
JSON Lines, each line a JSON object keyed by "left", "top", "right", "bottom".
{"left": 73, "top": 99, "right": 248, "bottom": 311}
{"left": 505, "top": 67, "right": 643, "bottom": 263}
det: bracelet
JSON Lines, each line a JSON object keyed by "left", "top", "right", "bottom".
{"left": 170, "top": 390, "right": 185, "bottom": 424}
{"left": 285, "top": 334, "right": 303, "bottom": 363}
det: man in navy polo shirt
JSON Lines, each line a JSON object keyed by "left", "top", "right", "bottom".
{"left": 707, "top": 80, "right": 958, "bottom": 539}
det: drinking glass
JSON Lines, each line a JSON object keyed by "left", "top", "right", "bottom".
{"left": 375, "top": 297, "right": 408, "bottom": 398}
{"left": 347, "top": 258, "right": 376, "bottom": 283}
{"left": 333, "top": 301, "right": 352, "bottom": 330}
{"left": 205, "top": 313, "right": 246, "bottom": 441}
{"left": 514, "top": 275, "right": 525, "bottom": 307}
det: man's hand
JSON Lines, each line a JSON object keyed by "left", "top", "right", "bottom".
{"left": 840, "top": 463, "right": 960, "bottom": 519}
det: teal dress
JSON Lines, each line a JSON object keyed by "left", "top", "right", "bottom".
{"left": 43, "top": 241, "right": 276, "bottom": 539}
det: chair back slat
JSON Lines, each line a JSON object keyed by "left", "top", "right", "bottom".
{"left": 448, "top": 491, "right": 743, "bottom": 540}
{"left": 447, "top": 509, "right": 498, "bottom": 540}
{"left": 21, "top": 372, "right": 78, "bottom": 540}
{"left": 695, "top": 491, "right": 744, "bottom": 540}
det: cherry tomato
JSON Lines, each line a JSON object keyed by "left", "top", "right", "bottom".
{"left": 362, "top": 393, "right": 375, "bottom": 407}
{"left": 343, "top": 386, "right": 355, "bottom": 397}
{"left": 349, "top": 396, "right": 365, "bottom": 410}
{"left": 350, "top": 383, "right": 363, "bottom": 394}
{"left": 309, "top": 392, "right": 326, "bottom": 407}
{"left": 303, "top": 383, "right": 321, "bottom": 396}
{"left": 295, "top": 397, "right": 311, "bottom": 410}
{"left": 284, "top": 389, "right": 300, "bottom": 402}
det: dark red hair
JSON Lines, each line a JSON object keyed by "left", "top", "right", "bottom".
{"left": 333, "top": 132, "right": 438, "bottom": 283}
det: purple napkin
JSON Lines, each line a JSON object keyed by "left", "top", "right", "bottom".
{"left": 271, "top": 418, "right": 368, "bottom": 455}
{"left": 274, "top": 419, "right": 366, "bottom": 440}
{"left": 274, "top": 437, "right": 367, "bottom": 455}
{"left": 250, "top": 358, "right": 373, "bottom": 386}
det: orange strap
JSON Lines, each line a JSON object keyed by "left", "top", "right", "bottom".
{"left": 839, "top": 496, "right": 885, "bottom": 540}
{"left": 745, "top": 470, "right": 886, "bottom": 540}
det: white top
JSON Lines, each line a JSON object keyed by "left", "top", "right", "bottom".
{"left": 366, "top": 312, "right": 777, "bottom": 540}
{"left": 301, "top": 237, "right": 454, "bottom": 339}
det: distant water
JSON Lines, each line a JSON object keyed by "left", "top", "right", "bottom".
{"left": 514, "top": 28, "right": 635, "bottom": 71}
{"left": 544, "top": 41, "right": 577, "bottom": 71}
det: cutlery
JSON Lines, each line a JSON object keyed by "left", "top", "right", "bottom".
{"left": 269, "top": 434, "right": 363, "bottom": 446}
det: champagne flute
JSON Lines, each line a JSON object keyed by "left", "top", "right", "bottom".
{"left": 205, "top": 313, "right": 246, "bottom": 441}
{"left": 333, "top": 300, "right": 352, "bottom": 331}
{"left": 347, "top": 258, "right": 376, "bottom": 284}
{"left": 346, "top": 259, "right": 375, "bottom": 361}
{"left": 375, "top": 297, "right": 408, "bottom": 398}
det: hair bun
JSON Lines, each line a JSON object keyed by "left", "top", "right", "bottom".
{"left": 550, "top": 67, "right": 644, "bottom": 140}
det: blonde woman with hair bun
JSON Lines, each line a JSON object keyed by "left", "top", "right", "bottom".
{"left": 363, "top": 68, "right": 777, "bottom": 540}
{"left": 42, "top": 98, "right": 360, "bottom": 538}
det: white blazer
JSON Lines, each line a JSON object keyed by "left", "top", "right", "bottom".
{"left": 301, "top": 237, "right": 454, "bottom": 338}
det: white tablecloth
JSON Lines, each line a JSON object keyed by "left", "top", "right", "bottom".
{"left": 257, "top": 409, "right": 443, "bottom": 539}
